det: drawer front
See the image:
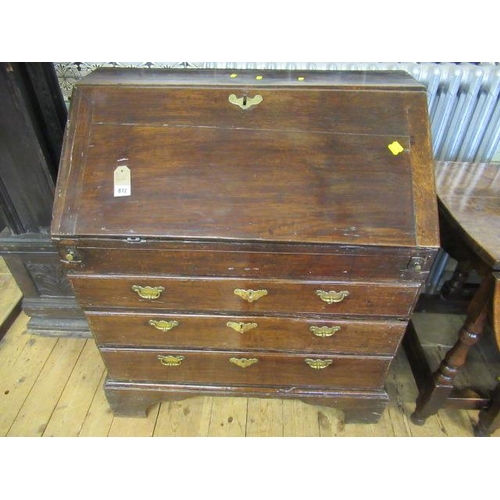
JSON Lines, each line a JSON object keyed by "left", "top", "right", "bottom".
{"left": 87, "top": 311, "right": 406, "bottom": 356}
{"left": 100, "top": 348, "right": 391, "bottom": 390}
{"left": 68, "top": 246, "right": 429, "bottom": 282}
{"left": 71, "top": 275, "right": 420, "bottom": 317}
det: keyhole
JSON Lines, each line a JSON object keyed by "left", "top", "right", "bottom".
{"left": 242, "top": 96, "right": 247, "bottom": 107}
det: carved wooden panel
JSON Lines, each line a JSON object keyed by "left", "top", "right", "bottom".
{"left": 25, "top": 261, "right": 73, "bottom": 297}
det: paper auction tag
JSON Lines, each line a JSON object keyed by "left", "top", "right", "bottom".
{"left": 114, "top": 166, "right": 131, "bottom": 197}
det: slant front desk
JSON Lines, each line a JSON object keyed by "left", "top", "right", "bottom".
{"left": 51, "top": 69, "right": 439, "bottom": 422}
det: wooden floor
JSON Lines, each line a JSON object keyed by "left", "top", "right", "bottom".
{"left": 1, "top": 257, "right": 499, "bottom": 437}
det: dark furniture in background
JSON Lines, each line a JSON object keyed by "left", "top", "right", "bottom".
{"left": 0, "top": 62, "right": 89, "bottom": 337}
{"left": 404, "top": 161, "right": 500, "bottom": 436}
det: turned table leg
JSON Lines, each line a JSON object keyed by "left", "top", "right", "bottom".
{"left": 411, "top": 274, "right": 494, "bottom": 425}
{"left": 475, "top": 273, "right": 500, "bottom": 436}
{"left": 475, "top": 382, "right": 500, "bottom": 436}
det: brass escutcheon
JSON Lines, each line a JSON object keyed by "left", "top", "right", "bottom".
{"left": 305, "top": 358, "right": 333, "bottom": 370}
{"left": 229, "top": 357, "right": 259, "bottom": 368}
{"left": 228, "top": 94, "right": 263, "bottom": 110}
{"left": 148, "top": 319, "right": 179, "bottom": 332}
{"left": 158, "top": 355, "right": 185, "bottom": 367}
{"left": 227, "top": 321, "right": 258, "bottom": 333}
{"left": 315, "top": 290, "right": 350, "bottom": 304}
{"left": 234, "top": 289, "right": 268, "bottom": 303}
{"left": 131, "top": 285, "right": 165, "bottom": 300}
{"left": 310, "top": 325, "right": 341, "bottom": 337}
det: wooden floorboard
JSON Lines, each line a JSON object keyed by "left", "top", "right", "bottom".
{"left": 1, "top": 257, "right": 499, "bottom": 437}
{"left": 0, "top": 261, "right": 22, "bottom": 341}
{"left": 0, "top": 315, "right": 58, "bottom": 436}
{"left": 7, "top": 337, "right": 86, "bottom": 437}
{"left": 42, "top": 339, "right": 105, "bottom": 437}
{"left": 108, "top": 405, "right": 160, "bottom": 437}
{"left": 153, "top": 396, "right": 213, "bottom": 437}
{"left": 208, "top": 395, "right": 248, "bottom": 437}
{"left": 78, "top": 370, "right": 114, "bottom": 437}
{"left": 246, "top": 398, "right": 284, "bottom": 437}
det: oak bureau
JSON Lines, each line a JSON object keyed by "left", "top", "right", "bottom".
{"left": 51, "top": 68, "right": 439, "bottom": 422}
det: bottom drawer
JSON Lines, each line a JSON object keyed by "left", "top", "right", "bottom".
{"left": 100, "top": 348, "right": 391, "bottom": 391}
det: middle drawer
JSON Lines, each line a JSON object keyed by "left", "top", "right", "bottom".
{"left": 87, "top": 311, "right": 406, "bottom": 355}
{"left": 71, "top": 275, "right": 420, "bottom": 317}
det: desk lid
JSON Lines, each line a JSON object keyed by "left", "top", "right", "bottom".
{"left": 52, "top": 69, "right": 439, "bottom": 248}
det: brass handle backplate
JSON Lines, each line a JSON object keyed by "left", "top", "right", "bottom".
{"left": 149, "top": 319, "right": 179, "bottom": 332}
{"left": 310, "top": 325, "right": 341, "bottom": 337}
{"left": 227, "top": 321, "right": 258, "bottom": 333}
{"left": 228, "top": 94, "right": 263, "bottom": 110}
{"left": 234, "top": 289, "right": 268, "bottom": 303}
{"left": 131, "top": 285, "right": 165, "bottom": 300}
{"left": 158, "top": 355, "right": 185, "bottom": 367}
{"left": 315, "top": 290, "right": 350, "bottom": 304}
{"left": 305, "top": 358, "right": 333, "bottom": 370}
{"left": 229, "top": 357, "right": 259, "bottom": 368}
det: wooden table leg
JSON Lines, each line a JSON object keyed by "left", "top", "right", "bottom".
{"left": 475, "top": 273, "right": 500, "bottom": 436}
{"left": 411, "top": 274, "right": 494, "bottom": 425}
{"left": 475, "top": 382, "right": 500, "bottom": 436}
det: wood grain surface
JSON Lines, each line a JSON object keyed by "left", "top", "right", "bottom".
{"left": 50, "top": 69, "right": 439, "bottom": 422}
{"left": 100, "top": 347, "right": 391, "bottom": 390}
{"left": 435, "top": 161, "right": 500, "bottom": 269}
{"left": 70, "top": 274, "right": 420, "bottom": 317}
{"left": 86, "top": 310, "right": 406, "bottom": 355}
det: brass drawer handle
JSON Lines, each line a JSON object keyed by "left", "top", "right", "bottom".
{"left": 227, "top": 321, "right": 258, "bottom": 333}
{"left": 149, "top": 319, "right": 179, "bottom": 332}
{"left": 228, "top": 94, "right": 263, "bottom": 110}
{"left": 131, "top": 285, "right": 165, "bottom": 300}
{"left": 234, "top": 288, "right": 268, "bottom": 303}
{"left": 158, "top": 355, "right": 184, "bottom": 367}
{"left": 229, "top": 357, "right": 259, "bottom": 368}
{"left": 305, "top": 358, "right": 333, "bottom": 370}
{"left": 315, "top": 290, "right": 349, "bottom": 304}
{"left": 310, "top": 325, "right": 341, "bottom": 337}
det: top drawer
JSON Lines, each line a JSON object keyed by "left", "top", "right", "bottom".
{"left": 62, "top": 244, "right": 433, "bottom": 282}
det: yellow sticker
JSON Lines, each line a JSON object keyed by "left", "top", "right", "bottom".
{"left": 229, "top": 73, "right": 237, "bottom": 78}
{"left": 388, "top": 141, "right": 404, "bottom": 155}
{"left": 256, "top": 75, "right": 263, "bottom": 80}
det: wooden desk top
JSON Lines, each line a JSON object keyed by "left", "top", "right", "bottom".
{"left": 435, "top": 161, "right": 500, "bottom": 270}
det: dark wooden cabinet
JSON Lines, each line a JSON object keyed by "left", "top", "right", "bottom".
{"left": 52, "top": 68, "right": 439, "bottom": 421}
{"left": 0, "top": 62, "right": 89, "bottom": 337}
